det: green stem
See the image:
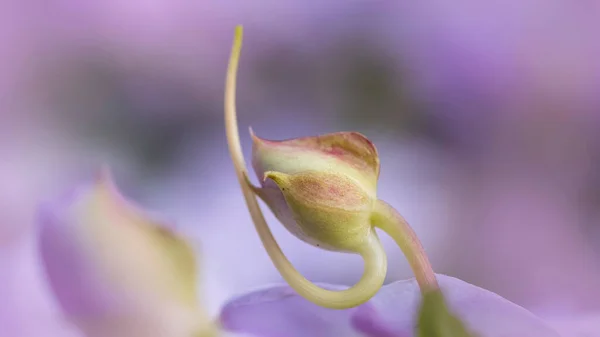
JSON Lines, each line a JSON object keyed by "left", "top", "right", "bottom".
{"left": 371, "top": 199, "right": 439, "bottom": 293}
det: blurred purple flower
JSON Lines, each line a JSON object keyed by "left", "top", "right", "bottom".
{"left": 38, "top": 171, "right": 215, "bottom": 337}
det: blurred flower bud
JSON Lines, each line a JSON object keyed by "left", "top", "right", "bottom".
{"left": 38, "top": 170, "right": 216, "bottom": 337}
{"left": 252, "top": 131, "right": 381, "bottom": 253}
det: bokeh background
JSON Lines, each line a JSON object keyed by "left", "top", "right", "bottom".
{"left": 1, "top": 1, "right": 600, "bottom": 335}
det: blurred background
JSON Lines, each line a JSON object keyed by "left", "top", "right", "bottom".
{"left": 1, "top": 0, "right": 600, "bottom": 335}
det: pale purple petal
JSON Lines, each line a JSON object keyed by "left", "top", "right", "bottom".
{"left": 545, "top": 314, "right": 600, "bottom": 337}
{"left": 220, "top": 283, "right": 390, "bottom": 337}
{"left": 221, "top": 275, "right": 561, "bottom": 337}
{"left": 350, "top": 305, "right": 406, "bottom": 337}
{"left": 37, "top": 173, "right": 213, "bottom": 337}
{"left": 351, "top": 274, "right": 560, "bottom": 337}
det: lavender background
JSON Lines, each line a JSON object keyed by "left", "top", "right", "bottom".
{"left": 1, "top": 1, "right": 599, "bottom": 335}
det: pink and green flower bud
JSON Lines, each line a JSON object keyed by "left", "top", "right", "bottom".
{"left": 263, "top": 170, "right": 374, "bottom": 252}
{"left": 252, "top": 131, "right": 381, "bottom": 253}
{"left": 38, "top": 170, "right": 217, "bottom": 337}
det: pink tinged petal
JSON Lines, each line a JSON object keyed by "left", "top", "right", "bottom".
{"left": 220, "top": 283, "right": 372, "bottom": 337}
{"left": 351, "top": 274, "right": 561, "bottom": 337}
{"left": 251, "top": 131, "right": 380, "bottom": 194}
{"left": 252, "top": 130, "right": 380, "bottom": 175}
{"left": 38, "top": 172, "right": 213, "bottom": 337}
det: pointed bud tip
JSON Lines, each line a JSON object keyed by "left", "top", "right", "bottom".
{"left": 250, "top": 129, "right": 277, "bottom": 149}
{"left": 249, "top": 126, "right": 260, "bottom": 144}
{"left": 263, "top": 171, "right": 288, "bottom": 185}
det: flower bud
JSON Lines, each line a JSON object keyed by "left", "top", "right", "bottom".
{"left": 251, "top": 131, "right": 381, "bottom": 252}
{"left": 264, "top": 171, "right": 374, "bottom": 252}
{"left": 38, "top": 170, "right": 216, "bottom": 337}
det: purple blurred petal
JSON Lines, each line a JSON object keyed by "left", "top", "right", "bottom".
{"left": 221, "top": 275, "right": 560, "bottom": 337}
{"left": 546, "top": 314, "right": 600, "bottom": 337}
{"left": 37, "top": 173, "right": 212, "bottom": 337}
{"left": 220, "top": 283, "right": 380, "bottom": 337}
{"left": 0, "top": 234, "right": 83, "bottom": 337}
{"left": 350, "top": 304, "right": 405, "bottom": 337}
{"left": 352, "top": 274, "right": 560, "bottom": 337}
{"left": 37, "top": 182, "right": 118, "bottom": 318}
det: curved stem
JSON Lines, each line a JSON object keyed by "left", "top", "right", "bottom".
{"left": 225, "top": 26, "right": 387, "bottom": 309}
{"left": 371, "top": 199, "right": 439, "bottom": 293}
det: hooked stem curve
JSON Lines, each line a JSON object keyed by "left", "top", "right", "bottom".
{"left": 225, "top": 25, "right": 388, "bottom": 309}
